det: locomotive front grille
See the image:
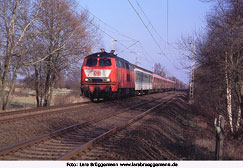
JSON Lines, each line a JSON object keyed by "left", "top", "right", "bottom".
{"left": 91, "top": 78, "right": 103, "bottom": 82}
{"left": 84, "top": 77, "right": 111, "bottom": 83}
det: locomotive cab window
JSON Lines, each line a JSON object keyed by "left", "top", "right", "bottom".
{"left": 125, "top": 62, "right": 129, "bottom": 70}
{"left": 121, "top": 61, "right": 126, "bottom": 69}
{"left": 116, "top": 59, "right": 121, "bottom": 67}
{"left": 85, "top": 58, "right": 97, "bottom": 66}
{"left": 99, "top": 58, "right": 111, "bottom": 66}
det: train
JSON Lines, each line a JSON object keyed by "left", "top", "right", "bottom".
{"left": 80, "top": 49, "right": 176, "bottom": 101}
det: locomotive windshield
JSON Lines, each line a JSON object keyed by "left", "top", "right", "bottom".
{"left": 85, "top": 58, "right": 97, "bottom": 66}
{"left": 99, "top": 58, "right": 111, "bottom": 66}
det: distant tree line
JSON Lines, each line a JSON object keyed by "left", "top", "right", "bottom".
{"left": 0, "top": 0, "right": 98, "bottom": 110}
{"left": 182, "top": 0, "right": 242, "bottom": 134}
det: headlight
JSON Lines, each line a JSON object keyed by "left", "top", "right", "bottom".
{"left": 85, "top": 78, "right": 89, "bottom": 82}
{"left": 103, "top": 78, "right": 111, "bottom": 82}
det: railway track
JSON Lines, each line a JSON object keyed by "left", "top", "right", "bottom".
{"left": 0, "top": 102, "right": 90, "bottom": 118}
{"left": 0, "top": 96, "right": 135, "bottom": 124}
{"left": 0, "top": 102, "right": 92, "bottom": 124}
{"left": 0, "top": 95, "right": 172, "bottom": 160}
{"left": 59, "top": 97, "right": 174, "bottom": 160}
{"left": 0, "top": 93, "right": 168, "bottom": 124}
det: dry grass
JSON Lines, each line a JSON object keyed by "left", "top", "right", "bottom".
{"left": 9, "top": 88, "right": 36, "bottom": 110}
{"left": 8, "top": 88, "right": 87, "bottom": 110}
{"left": 195, "top": 139, "right": 215, "bottom": 152}
{"left": 223, "top": 143, "right": 243, "bottom": 160}
{"left": 53, "top": 89, "right": 89, "bottom": 105}
{"left": 10, "top": 96, "right": 36, "bottom": 109}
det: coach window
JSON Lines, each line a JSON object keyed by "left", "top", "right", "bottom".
{"left": 136, "top": 71, "right": 139, "bottom": 81}
{"left": 144, "top": 74, "right": 148, "bottom": 82}
{"left": 139, "top": 72, "right": 142, "bottom": 81}
{"left": 99, "top": 58, "right": 111, "bottom": 66}
{"left": 85, "top": 58, "right": 97, "bottom": 66}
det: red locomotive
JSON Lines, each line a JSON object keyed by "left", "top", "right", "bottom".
{"left": 81, "top": 49, "right": 175, "bottom": 101}
{"left": 81, "top": 49, "right": 135, "bottom": 101}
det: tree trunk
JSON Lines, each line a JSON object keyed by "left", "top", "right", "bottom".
{"left": 225, "top": 55, "right": 233, "bottom": 133}
{"left": 3, "top": 67, "right": 19, "bottom": 110}
{"left": 43, "top": 73, "right": 56, "bottom": 107}
{"left": 34, "top": 65, "right": 40, "bottom": 107}
{"left": 235, "top": 81, "right": 242, "bottom": 132}
{"left": 49, "top": 74, "right": 56, "bottom": 106}
{"left": 0, "top": 54, "right": 12, "bottom": 110}
{"left": 43, "top": 68, "right": 52, "bottom": 107}
{"left": 226, "top": 81, "right": 233, "bottom": 133}
{"left": 236, "top": 104, "right": 241, "bottom": 131}
{"left": 0, "top": 63, "right": 2, "bottom": 111}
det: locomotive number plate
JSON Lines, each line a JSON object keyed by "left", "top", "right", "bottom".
{"left": 93, "top": 70, "right": 101, "bottom": 76}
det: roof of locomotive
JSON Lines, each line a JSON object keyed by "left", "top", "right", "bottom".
{"left": 85, "top": 52, "right": 132, "bottom": 65}
{"left": 85, "top": 52, "right": 117, "bottom": 58}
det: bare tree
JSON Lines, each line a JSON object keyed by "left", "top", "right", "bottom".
{"left": 0, "top": 0, "right": 43, "bottom": 110}
{"left": 181, "top": 0, "right": 243, "bottom": 133}
{"left": 154, "top": 63, "right": 167, "bottom": 77}
{"left": 28, "top": 0, "right": 97, "bottom": 107}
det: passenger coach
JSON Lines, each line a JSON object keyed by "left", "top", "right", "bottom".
{"left": 134, "top": 65, "right": 153, "bottom": 95}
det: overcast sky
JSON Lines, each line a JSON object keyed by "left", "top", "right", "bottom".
{"left": 78, "top": 0, "right": 214, "bottom": 83}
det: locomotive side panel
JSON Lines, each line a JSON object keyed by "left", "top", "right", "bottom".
{"left": 115, "top": 58, "right": 134, "bottom": 88}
